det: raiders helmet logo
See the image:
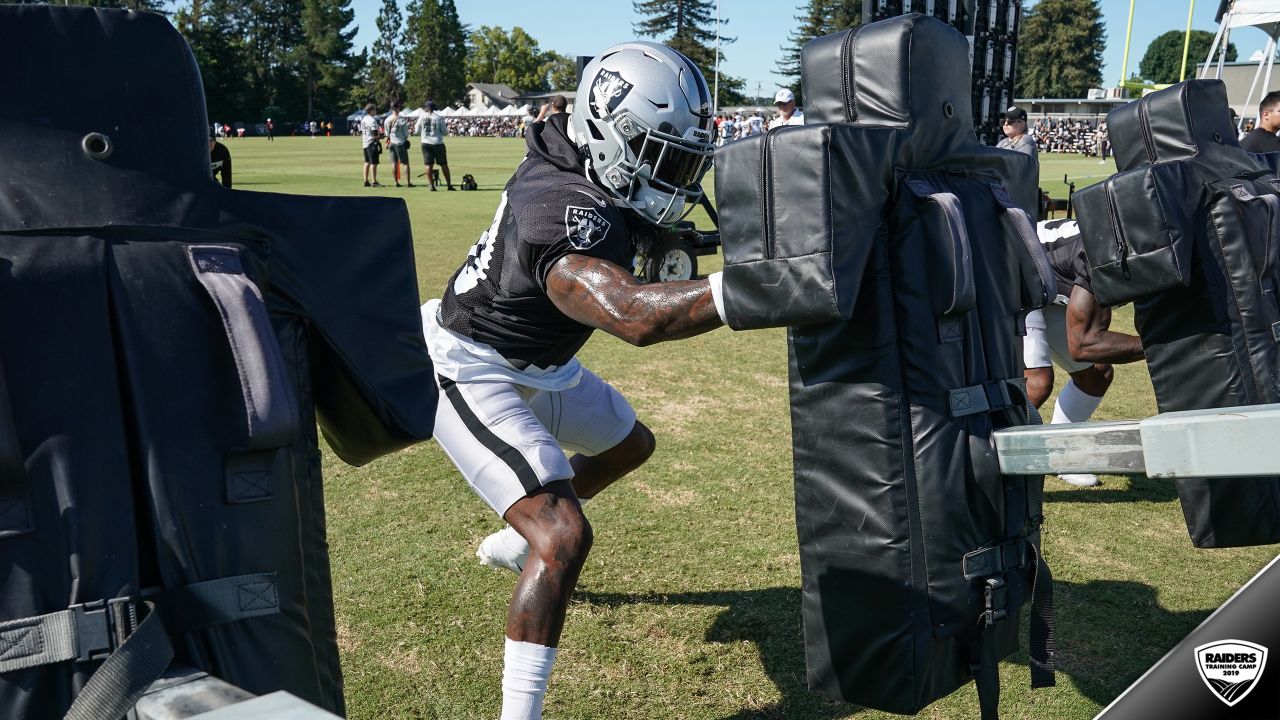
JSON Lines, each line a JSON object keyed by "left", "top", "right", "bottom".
{"left": 565, "top": 206, "right": 612, "bottom": 250}
{"left": 590, "top": 69, "right": 633, "bottom": 117}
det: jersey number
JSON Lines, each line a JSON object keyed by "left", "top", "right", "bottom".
{"left": 452, "top": 191, "right": 508, "bottom": 295}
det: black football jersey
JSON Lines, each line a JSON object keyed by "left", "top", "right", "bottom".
{"left": 439, "top": 153, "right": 633, "bottom": 369}
{"left": 1038, "top": 218, "right": 1092, "bottom": 300}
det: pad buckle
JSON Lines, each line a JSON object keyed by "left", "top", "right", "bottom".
{"left": 71, "top": 597, "right": 138, "bottom": 662}
{"left": 983, "top": 577, "right": 1008, "bottom": 625}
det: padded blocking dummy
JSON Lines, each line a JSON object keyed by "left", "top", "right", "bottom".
{"left": 0, "top": 6, "right": 436, "bottom": 717}
{"left": 1073, "top": 80, "right": 1280, "bottom": 548}
{"left": 716, "top": 15, "right": 1055, "bottom": 718}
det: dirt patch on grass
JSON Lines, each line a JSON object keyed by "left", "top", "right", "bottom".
{"left": 631, "top": 480, "right": 698, "bottom": 507}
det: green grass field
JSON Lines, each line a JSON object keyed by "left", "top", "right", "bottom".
{"left": 231, "top": 137, "right": 1278, "bottom": 720}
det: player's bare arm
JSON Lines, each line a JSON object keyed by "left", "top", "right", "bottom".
{"left": 545, "top": 254, "right": 722, "bottom": 346}
{"left": 1065, "top": 285, "right": 1144, "bottom": 364}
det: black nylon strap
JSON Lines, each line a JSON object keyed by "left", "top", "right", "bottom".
{"left": 62, "top": 601, "right": 173, "bottom": 720}
{"left": 187, "top": 245, "right": 301, "bottom": 450}
{"left": 1027, "top": 475, "right": 1056, "bottom": 688}
{"left": 969, "top": 632, "right": 1002, "bottom": 720}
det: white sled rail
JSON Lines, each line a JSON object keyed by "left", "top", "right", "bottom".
{"left": 994, "top": 403, "right": 1280, "bottom": 478}
{"left": 135, "top": 666, "right": 340, "bottom": 720}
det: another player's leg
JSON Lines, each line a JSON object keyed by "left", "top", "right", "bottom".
{"left": 1045, "top": 305, "right": 1109, "bottom": 486}
{"left": 1023, "top": 308, "right": 1054, "bottom": 409}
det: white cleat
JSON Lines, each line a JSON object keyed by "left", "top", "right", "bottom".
{"left": 1059, "top": 473, "right": 1101, "bottom": 487}
{"left": 476, "top": 526, "right": 530, "bottom": 575}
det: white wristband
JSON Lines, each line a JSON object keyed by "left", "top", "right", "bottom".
{"left": 707, "top": 271, "right": 729, "bottom": 326}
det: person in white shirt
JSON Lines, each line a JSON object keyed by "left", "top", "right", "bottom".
{"left": 415, "top": 100, "right": 454, "bottom": 191}
{"left": 383, "top": 100, "right": 415, "bottom": 187}
{"left": 746, "top": 111, "right": 764, "bottom": 136}
{"left": 359, "top": 103, "right": 382, "bottom": 187}
{"left": 769, "top": 88, "right": 804, "bottom": 129}
{"left": 719, "top": 114, "right": 735, "bottom": 144}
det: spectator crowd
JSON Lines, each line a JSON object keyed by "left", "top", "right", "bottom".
{"left": 1029, "top": 117, "right": 1110, "bottom": 156}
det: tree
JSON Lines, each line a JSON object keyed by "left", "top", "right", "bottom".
{"left": 294, "top": 0, "right": 359, "bottom": 120}
{"left": 540, "top": 51, "right": 577, "bottom": 91}
{"left": 368, "top": 0, "right": 405, "bottom": 106}
{"left": 464, "top": 25, "right": 554, "bottom": 93}
{"left": 1017, "top": 0, "right": 1106, "bottom": 98}
{"left": 632, "top": 0, "right": 746, "bottom": 106}
{"left": 436, "top": 0, "right": 468, "bottom": 106}
{"left": 1139, "top": 30, "right": 1236, "bottom": 85}
{"left": 175, "top": 0, "right": 251, "bottom": 120}
{"left": 776, "top": 0, "right": 862, "bottom": 105}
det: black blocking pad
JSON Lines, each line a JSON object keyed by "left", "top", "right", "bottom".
{"left": 1074, "top": 79, "right": 1280, "bottom": 548}
{"left": 0, "top": 5, "right": 436, "bottom": 716}
{"left": 716, "top": 14, "right": 1054, "bottom": 718}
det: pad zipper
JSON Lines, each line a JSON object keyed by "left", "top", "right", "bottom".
{"left": 1138, "top": 97, "right": 1157, "bottom": 164}
{"left": 760, "top": 131, "right": 774, "bottom": 260}
{"left": 841, "top": 28, "right": 857, "bottom": 122}
{"left": 1104, "top": 181, "right": 1130, "bottom": 279}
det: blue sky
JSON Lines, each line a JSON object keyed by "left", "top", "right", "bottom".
{"left": 347, "top": 0, "right": 1257, "bottom": 95}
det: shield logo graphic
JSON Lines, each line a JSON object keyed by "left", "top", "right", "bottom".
{"left": 564, "top": 206, "right": 612, "bottom": 250}
{"left": 1195, "top": 640, "right": 1268, "bottom": 707}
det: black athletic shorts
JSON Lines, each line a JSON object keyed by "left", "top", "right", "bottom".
{"left": 388, "top": 142, "right": 409, "bottom": 164}
{"left": 421, "top": 143, "right": 447, "bottom": 165}
{"left": 363, "top": 144, "right": 380, "bottom": 164}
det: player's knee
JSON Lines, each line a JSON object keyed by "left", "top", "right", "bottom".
{"left": 532, "top": 509, "right": 593, "bottom": 569}
{"left": 1024, "top": 367, "right": 1053, "bottom": 406}
{"left": 1073, "top": 364, "right": 1113, "bottom": 396}
{"left": 622, "top": 422, "right": 656, "bottom": 468}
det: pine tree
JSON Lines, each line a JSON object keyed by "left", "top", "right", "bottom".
{"left": 1017, "top": 0, "right": 1106, "bottom": 98}
{"left": 436, "top": 0, "right": 468, "bottom": 106}
{"left": 775, "top": 0, "right": 861, "bottom": 105}
{"left": 403, "top": 0, "right": 446, "bottom": 105}
{"left": 369, "top": 0, "right": 405, "bottom": 106}
{"left": 295, "top": 0, "right": 359, "bottom": 120}
{"left": 632, "top": 0, "right": 745, "bottom": 106}
{"left": 175, "top": 0, "right": 251, "bottom": 120}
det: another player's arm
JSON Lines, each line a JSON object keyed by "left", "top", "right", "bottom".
{"left": 546, "top": 254, "right": 722, "bottom": 346}
{"left": 1065, "top": 285, "right": 1144, "bottom": 364}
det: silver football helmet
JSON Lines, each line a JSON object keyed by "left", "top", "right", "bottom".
{"left": 570, "top": 42, "right": 715, "bottom": 227}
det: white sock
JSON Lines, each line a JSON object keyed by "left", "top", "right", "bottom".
{"left": 1050, "top": 380, "right": 1102, "bottom": 425}
{"left": 501, "top": 638, "right": 558, "bottom": 720}
{"left": 498, "top": 498, "right": 588, "bottom": 555}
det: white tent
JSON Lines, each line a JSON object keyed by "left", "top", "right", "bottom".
{"left": 439, "top": 106, "right": 458, "bottom": 116}
{"left": 1202, "top": 0, "right": 1280, "bottom": 124}
{"left": 500, "top": 104, "right": 521, "bottom": 116}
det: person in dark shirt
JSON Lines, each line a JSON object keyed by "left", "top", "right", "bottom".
{"left": 424, "top": 41, "right": 722, "bottom": 720}
{"left": 1241, "top": 91, "right": 1280, "bottom": 153}
{"left": 1024, "top": 219, "right": 1144, "bottom": 486}
{"left": 209, "top": 128, "right": 231, "bottom": 188}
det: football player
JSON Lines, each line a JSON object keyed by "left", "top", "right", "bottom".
{"left": 422, "top": 42, "right": 724, "bottom": 719}
{"left": 1024, "top": 218, "right": 1144, "bottom": 486}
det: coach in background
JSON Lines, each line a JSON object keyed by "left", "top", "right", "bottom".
{"left": 768, "top": 88, "right": 804, "bottom": 129}
{"left": 209, "top": 127, "right": 231, "bottom": 188}
{"left": 1240, "top": 91, "right": 1280, "bottom": 153}
{"left": 416, "top": 100, "right": 454, "bottom": 191}
{"left": 423, "top": 42, "right": 722, "bottom": 720}
{"left": 997, "top": 106, "right": 1037, "bottom": 160}
{"left": 1025, "top": 218, "right": 1144, "bottom": 486}
{"left": 359, "top": 102, "right": 382, "bottom": 187}
{"left": 384, "top": 100, "right": 414, "bottom": 187}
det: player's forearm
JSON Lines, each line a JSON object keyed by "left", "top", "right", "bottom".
{"left": 547, "top": 255, "right": 723, "bottom": 346}
{"left": 1070, "top": 330, "right": 1144, "bottom": 364}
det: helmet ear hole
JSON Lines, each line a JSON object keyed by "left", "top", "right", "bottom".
{"left": 587, "top": 121, "right": 606, "bottom": 142}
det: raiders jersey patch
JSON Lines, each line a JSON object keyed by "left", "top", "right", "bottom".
{"left": 565, "top": 206, "right": 612, "bottom": 249}
{"left": 590, "top": 69, "right": 633, "bottom": 117}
